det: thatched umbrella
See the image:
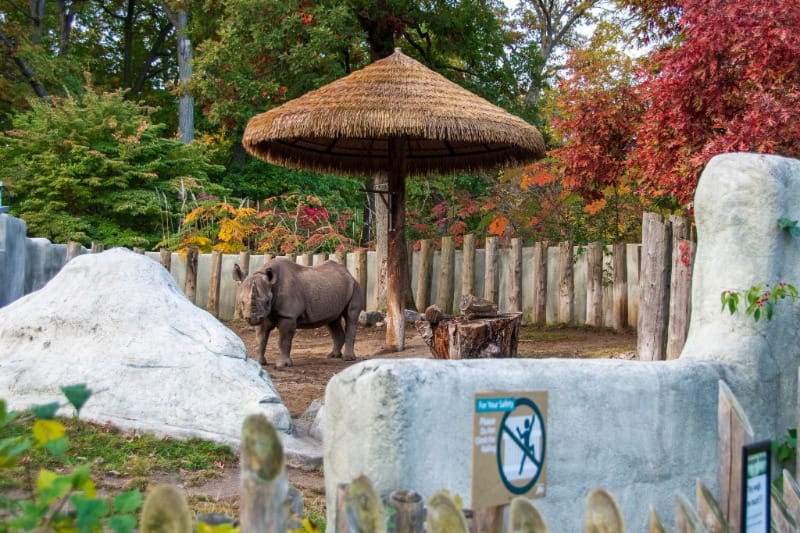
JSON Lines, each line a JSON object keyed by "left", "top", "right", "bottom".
{"left": 243, "top": 48, "right": 545, "bottom": 351}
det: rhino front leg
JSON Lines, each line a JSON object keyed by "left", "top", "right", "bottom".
{"left": 255, "top": 323, "right": 273, "bottom": 365}
{"left": 276, "top": 320, "right": 296, "bottom": 368}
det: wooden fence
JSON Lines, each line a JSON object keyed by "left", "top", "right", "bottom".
{"left": 137, "top": 379, "right": 797, "bottom": 532}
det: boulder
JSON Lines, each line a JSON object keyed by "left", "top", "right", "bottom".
{"left": 0, "top": 248, "right": 318, "bottom": 465}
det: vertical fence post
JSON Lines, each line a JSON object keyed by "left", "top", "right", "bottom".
{"left": 387, "top": 490, "right": 425, "bottom": 533}
{"left": 437, "top": 236, "right": 455, "bottom": 313}
{"left": 508, "top": 237, "right": 522, "bottom": 314}
{"left": 159, "top": 248, "right": 171, "bottom": 271}
{"left": 240, "top": 414, "right": 288, "bottom": 533}
{"left": 532, "top": 241, "right": 548, "bottom": 325}
{"left": 461, "top": 234, "right": 475, "bottom": 298}
{"left": 484, "top": 236, "right": 498, "bottom": 304}
{"left": 299, "top": 252, "right": 312, "bottom": 266}
{"left": 717, "top": 380, "right": 753, "bottom": 531}
{"left": 91, "top": 241, "right": 104, "bottom": 253}
{"left": 66, "top": 241, "right": 83, "bottom": 262}
{"left": 558, "top": 241, "right": 574, "bottom": 324}
{"left": 415, "top": 239, "right": 433, "bottom": 311}
{"left": 207, "top": 250, "right": 222, "bottom": 317}
{"left": 667, "top": 215, "right": 693, "bottom": 359}
{"left": 586, "top": 242, "right": 603, "bottom": 327}
{"left": 184, "top": 246, "right": 198, "bottom": 304}
{"left": 612, "top": 243, "right": 628, "bottom": 332}
{"left": 637, "top": 212, "right": 671, "bottom": 360}
{"left": 353, "top": 249, "right": 368, "bottom": 302}
{"left": 234, "top": 250, "right": 250, "bottom": 320}
{"left": 332, "top": 250, "right": 345, "bottom": 264}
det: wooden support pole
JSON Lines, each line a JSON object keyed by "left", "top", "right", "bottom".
{"left": 612, "top": 243, "right": 628, "bottom": 332}
{"left": 717, "top": 380, "right": 753, "bottom": 531}
{"left": 207, "top": 250, "right": 222, "bottom": 317}
{"left": 484, "top": 236, "right": 498, "bottom": 304}
{"left": 637, "top": 212, "right": 672, "bottom": 360}
{"left": 437, "top": 236, "right": 455, "bottom": 313}
{"left": 416, "top": 239, "right": 434, "bottom": 311}
{"left": 557, "top": 241, "right": 574, "bottom": 324}
{"left": 387, "top": 489, "right": 425, "bottom": 533}
{"left": 385, "top": 136, "right": 408, "bottom": 351}
{"left": 509, "top": 237, "right": 522, "bottom": 314}
{"left": 586, "top": 241, "right": 603, "bottom": 327}
{"left": 239, "top": 414, "right": 287, "bottom": 533}
{"left": 461, "top": 233, "right": 475, "bottom": 298}
{"left": 532, "top": 241, "right": 548, "bottom": 325}
{"left": 184, "top": 246, "right": 198, "bottom": 304}
{"left": 159, "top": 248, "right": 171, "bottom": 271}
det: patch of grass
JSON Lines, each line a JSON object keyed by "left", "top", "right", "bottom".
{"left": 1, "top": 415, "right": 236, "bottom": 489}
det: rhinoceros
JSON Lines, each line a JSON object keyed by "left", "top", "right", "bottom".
{"left": 232, "top": 258, "right": 365, "bottom": 368}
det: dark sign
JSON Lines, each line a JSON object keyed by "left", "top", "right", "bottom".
{"left": 741, "top": 440, "right": 771, "bottom": 532}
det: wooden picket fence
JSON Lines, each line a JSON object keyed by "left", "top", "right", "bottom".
{"left": 136, "top": 379, "right": 798, "bottom": 532}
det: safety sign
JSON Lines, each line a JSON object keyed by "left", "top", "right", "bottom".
{"left": 471, "top": 391, "right": 548, "bottom": 509}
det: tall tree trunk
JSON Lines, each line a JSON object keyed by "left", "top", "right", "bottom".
{"left": 374, "top": 173, "right": 388, "bottom": 312}
{"left": 122, "top": 0, "right": 135, "bottom": 89}
{"left": 162, "top": 2, "right": 193, "bottom": 143}
{"left": 29, "top": 0, "right": 45, "bottom": 45}
{"left": 0, "top": 29, "right": 48, "bottom": 98}
{"left": 57, "top": 0, "right": 77, "bottom": 55}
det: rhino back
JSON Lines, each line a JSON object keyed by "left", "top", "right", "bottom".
{"left": 272, "top": 261, "right": 360, "bottom": 326}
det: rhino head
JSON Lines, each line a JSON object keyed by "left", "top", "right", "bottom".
{"left": 233, "top": 264, "right": 275, "bottom": 325}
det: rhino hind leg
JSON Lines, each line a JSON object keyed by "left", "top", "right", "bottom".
{"left": 342, "top": 300, "right": 360, "bottom": 362}
{"left": 326, "top": 320, "right": 345, "bottom": 359}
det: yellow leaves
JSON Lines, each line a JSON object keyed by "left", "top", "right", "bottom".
{"left": 33, "top": 419, "right": 65, "bottom": 445}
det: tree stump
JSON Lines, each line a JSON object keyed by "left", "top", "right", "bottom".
{"left": 415, "top": 312, "right": 522, "bottom": 359}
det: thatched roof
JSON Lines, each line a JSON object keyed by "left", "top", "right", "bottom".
{"left": 242, "top": 49, "right": 546, "bottom": 177}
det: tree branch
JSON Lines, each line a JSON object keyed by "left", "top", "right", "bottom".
{"left": 0, "top": 27, "right": 49, "bottom": 98}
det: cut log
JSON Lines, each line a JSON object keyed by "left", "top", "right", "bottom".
{"left": 415, "top": 312, "right": 521, "bottom": 359}
{"left": 460, "top": 294, "right": 498, "bottom": 320}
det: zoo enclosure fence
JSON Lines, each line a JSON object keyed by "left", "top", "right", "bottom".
{"left": 0, "top": 212, "right": 691, "bottom": 360}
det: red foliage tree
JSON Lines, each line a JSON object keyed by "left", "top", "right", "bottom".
{"left": 632, "top": 0, "right": 800, "bottom": 205}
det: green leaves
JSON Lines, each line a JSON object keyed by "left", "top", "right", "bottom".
{"left": 720, "top": 282, "right": 799, "bottom": 322}
{"left": 778, "top": 217, "right": 800, "bottom": 238}
{"left": 61, "top": 383, "right": 91, "bottom": 414}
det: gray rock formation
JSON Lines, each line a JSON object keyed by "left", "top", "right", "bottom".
{"left": 0, "top": 247, "right": 320, "bottom": 467}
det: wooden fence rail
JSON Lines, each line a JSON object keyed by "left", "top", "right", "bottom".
{"left": 136, "top": 379, "right": 795, "bottom": 532}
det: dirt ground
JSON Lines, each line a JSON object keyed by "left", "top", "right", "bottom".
{"left": 162, "top": 320, "right": 636, "bottom": 524}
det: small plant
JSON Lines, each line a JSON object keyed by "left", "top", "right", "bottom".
{"left": 0, "top": 384, "right": 143, "bottom": 532}
{"left": 774, "top": 428, "right": 797, "bottom": 468}
{"left": 720, "top": 282, "right": 799, "bottom": 322}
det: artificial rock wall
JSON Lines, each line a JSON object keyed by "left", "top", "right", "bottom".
{"left": 323, "top": 153, "right": 800, "bottom": 530}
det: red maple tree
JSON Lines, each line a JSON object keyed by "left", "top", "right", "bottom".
{"left": 631, "top": 0, "right": 800, "bottom": 205}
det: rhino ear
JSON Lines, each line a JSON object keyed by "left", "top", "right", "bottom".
{"left": 233, "top": 263, "right": 244, "bottom": 282}
{"left": 265, "top": 267, "right": 276, "bottom": 284}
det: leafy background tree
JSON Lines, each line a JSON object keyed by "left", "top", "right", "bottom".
{"left": 1, "top": 0, "right": 798, "bottom": 251}
{"left": 0, "top": 88, "right": 224, "bottom": 247}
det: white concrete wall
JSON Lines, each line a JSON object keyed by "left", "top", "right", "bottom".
{"left": 323, "top": 153, "right": 800, "bottom": 530}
